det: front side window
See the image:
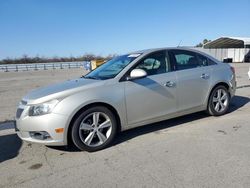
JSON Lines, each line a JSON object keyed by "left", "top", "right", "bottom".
{"left": 135, "top": 51, "right": 170, "bottom": 76}
{"left": 84, "top": 54, "right": 141, "bottom": 80}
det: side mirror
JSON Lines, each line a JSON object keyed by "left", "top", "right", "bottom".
{"left": 127, "top": 68, "right": 147, "bottom": 81}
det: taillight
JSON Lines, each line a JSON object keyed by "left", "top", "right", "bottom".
{"left": 230, "top": 66, "right": 235, "bottom": 75}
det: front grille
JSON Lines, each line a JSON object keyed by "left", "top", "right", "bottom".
{"left": 16, "top": 108, "right": 24, "bottom": 119}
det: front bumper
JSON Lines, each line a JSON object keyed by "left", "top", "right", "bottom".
{"left": 16, "top": 111, "right": 69, "bottom": 146}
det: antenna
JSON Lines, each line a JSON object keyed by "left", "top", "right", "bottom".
{"left": 177, "top": 40, "right": 182, "bottom": 47}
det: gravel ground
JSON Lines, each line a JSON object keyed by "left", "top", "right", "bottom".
{"left": 0, "top": 64, "right": 250, "bottom": 188}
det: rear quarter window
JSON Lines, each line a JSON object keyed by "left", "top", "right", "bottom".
{"left": 196, "top": 54, "right": 209, "bottom": 67}
{"left": 208, "top": 58, "right": 217, "bottom": 65}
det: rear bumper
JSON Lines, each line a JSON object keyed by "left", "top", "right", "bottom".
{"left": 15, "top": 112, "right": 68, "bottom": 146}
{"left": 229, "top": 76, "right": 236, "bottom": 98}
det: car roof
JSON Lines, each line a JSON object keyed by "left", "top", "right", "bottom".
{"left": 129, "top": 47, "right": 220, "bottom": 63}
{"left": 130, "top": 47, "right": 200, "bottom": 54}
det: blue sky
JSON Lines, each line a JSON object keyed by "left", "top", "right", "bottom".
{"left": 0, "top": 0, "right": 249, "bottom": 60}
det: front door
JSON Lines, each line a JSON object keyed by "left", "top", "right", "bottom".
{"left": 124, "top": 50, "right": 177, "bottom": 125}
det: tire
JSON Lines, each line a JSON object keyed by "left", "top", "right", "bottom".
{"left": 207, "top": 85, "right": 230, "bottom": 116}
{"left": 71, "top": 106, "right": 117, "bottom": 152}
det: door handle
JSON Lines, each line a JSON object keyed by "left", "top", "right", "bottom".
{"left": 164, "top": 81, "right": 175, "bottom": 87}
{"left": 201, "top": 73, "right": 210, "bottom": 79}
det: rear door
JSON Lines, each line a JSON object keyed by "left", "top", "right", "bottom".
{"left": 169, "top": 50, "right": 211, "bottom": 111}
{"left": 124, "top": 50, "right": 177, "bottom": 125}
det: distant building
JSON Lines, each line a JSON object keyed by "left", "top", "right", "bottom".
{"left": 196, "top": 37, "right": 250, "bottom": 63}
{"left": 204, "top": 37, "right": 250, "bottom": 48}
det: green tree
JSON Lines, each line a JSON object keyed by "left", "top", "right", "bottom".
{"left": 195, "top": 39, "right": 211, "bottom": 47}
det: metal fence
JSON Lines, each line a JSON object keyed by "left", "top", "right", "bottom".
{"left": 0, "top": 62, "right": 84, "bottom": 72}
{"left": 2, "top": 48, "right": 249, "bottom": 72}
{"left": 194, "top": 47, "right": 250, "bottom": 62}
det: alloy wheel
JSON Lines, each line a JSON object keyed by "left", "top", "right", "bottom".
{"left": 78, "top": 112, "right": 112, "bottom": 147}
{"left": 212, "top": 89, "right": 229, "bottom": 113}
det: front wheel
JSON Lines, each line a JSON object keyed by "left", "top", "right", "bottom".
{"left": 71, "top": 106, "right": 117, "bottom": 152}
{"left": 207, "top": 86, "right": 230, "bottom": 116}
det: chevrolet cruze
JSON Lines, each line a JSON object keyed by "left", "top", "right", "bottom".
{"left": 15, "top": 48, "right": 236, "bottom": 151}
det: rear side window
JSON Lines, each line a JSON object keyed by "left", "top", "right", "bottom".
{"left": 197, "top": 54, "right": 209, "bottom": 66}
{"left": 170, "top": 50, "right": 200, "bottom": 70}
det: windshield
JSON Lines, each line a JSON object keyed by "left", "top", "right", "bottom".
{"left": 84, "top": 54, "right": 141, "bottom": 80}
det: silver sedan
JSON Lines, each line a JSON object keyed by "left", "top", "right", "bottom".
{"left": 15, "top": 48, "right": 236, "bottom": 151}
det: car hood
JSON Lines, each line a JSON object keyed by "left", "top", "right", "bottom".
{"left": 23, "top": 78, "right": 104, "bottom": 104}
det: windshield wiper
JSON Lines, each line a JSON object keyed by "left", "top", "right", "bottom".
{"left": 81, "top": 76, "right": 101, "bottom": 80}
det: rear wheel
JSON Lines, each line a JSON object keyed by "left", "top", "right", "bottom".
{"left": 71, "top": 106, "right": 117, "bottom": 152}
{"left": 207, "top": 85, "right": 230, "bottom": 116}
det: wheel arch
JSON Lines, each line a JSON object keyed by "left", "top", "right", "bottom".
{"left": 206, "top": 81, "right": 230, "bottom": 106}
{"left": 66, "top": 102, "right": 122, "bottom": 145}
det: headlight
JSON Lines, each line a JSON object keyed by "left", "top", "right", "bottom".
{"left": 29, "top": 99, "right": 59, "bottom": 116}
